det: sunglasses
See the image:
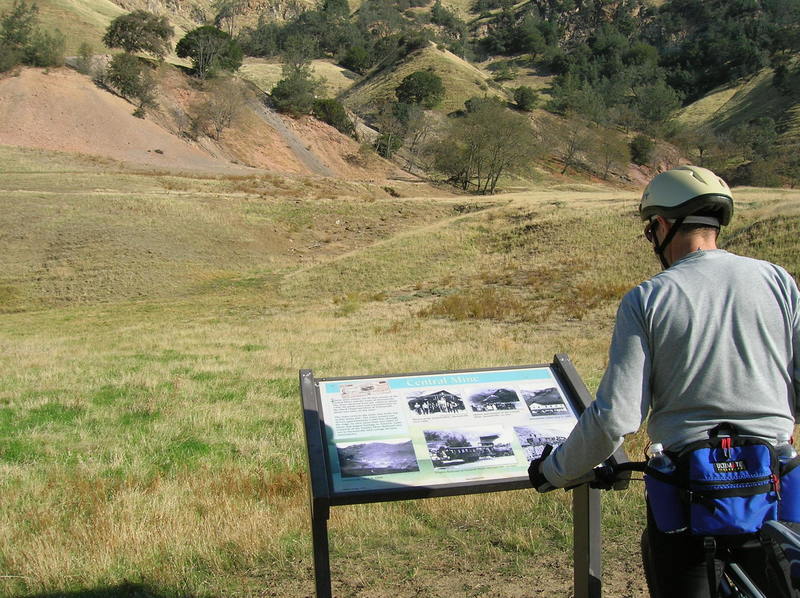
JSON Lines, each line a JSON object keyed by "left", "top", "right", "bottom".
{"left": 644, "top": 220, "right": 659, "bottom": 243}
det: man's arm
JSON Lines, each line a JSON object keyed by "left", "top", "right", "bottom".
{"left": 792, "top": 279, "right": 800, "bottom": 416}
{"left": 541, "top": 293, "right": 652, "bottom": 488}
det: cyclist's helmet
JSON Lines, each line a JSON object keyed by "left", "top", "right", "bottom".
{"left": 640, "top": 165, "right": 733, "bottom": 227}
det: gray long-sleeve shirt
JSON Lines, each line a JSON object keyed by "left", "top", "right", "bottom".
{"left": 542, "top": 249, "right": 800, "bottom": 488}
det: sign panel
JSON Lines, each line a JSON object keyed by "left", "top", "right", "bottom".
{"left": 317, "top": 366, "right": 580, "bottom": 495}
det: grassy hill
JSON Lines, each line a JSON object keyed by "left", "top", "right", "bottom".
{"left": 675, "top": 65, "right": 800, "bottom": 147}
{"left": 2, "top": 144, "right": 800, "bottom": 597}
{"left": 341, "top": 43, "right": 506, "bottom": 116}
{"left": 239, "top": 57, "right": 359, "bottom": 96}
{"left": 0, "top": 0, "right": 124, "bottom": 54}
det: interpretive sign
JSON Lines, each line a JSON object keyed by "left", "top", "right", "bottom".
{"left": 301, "top": 355, "right": 627, "bottom": 598}
{"left": 318, "top": 366, "right": 579, "bottom": 496}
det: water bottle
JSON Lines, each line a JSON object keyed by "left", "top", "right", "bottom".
{"left": 647, "top": 442, "right": 676, "bottom": 473}
{"left": 776, "top": 432, "right": 797, "bottom": 462}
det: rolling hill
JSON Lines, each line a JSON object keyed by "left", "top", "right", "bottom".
{"left": 341, "top": 43, "right": 506, "bottom": 116}
{"left": 675, "top": 65, "right": 800, "bottom": 148}
{"left": 0, "top": 64, "right": 408, "bottom": 180}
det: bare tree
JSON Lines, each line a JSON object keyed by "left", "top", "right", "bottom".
{"left": 558, "top": 117, "right": 591, "bottom": 175}
{"left": 212, "top": 0, "right": 247, "bottom": 36}
{"left": 191, "top": 78, "right": 247, "bottom": 140}
{"left": 430, "top": 102, "right": 539, "bottom": 194}
{"left": 596, "top": 133, "right": 629, "bottom": 180}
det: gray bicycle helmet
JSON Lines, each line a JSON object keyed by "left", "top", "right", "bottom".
{"left": 640, "top": 165, "right": 733, "bottom": 226}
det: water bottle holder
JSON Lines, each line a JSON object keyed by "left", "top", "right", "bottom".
{"left": 647, "top": 430, "right": 784, "bottom": 536}
{"left": 779, "top": 456, "right": 800, "bottom": 523}
{"left": 645, "top": 472, "right": 687, "bottom": 533}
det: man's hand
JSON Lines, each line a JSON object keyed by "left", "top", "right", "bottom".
{"left": 528, "top": 444, "right": 557, "bottom": 493}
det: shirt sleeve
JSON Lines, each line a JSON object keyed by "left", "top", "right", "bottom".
{"left": 542, "top": 291, "right": 652, "bottom": 488}
{"left": 791, "top": 280, "right": 800, "bottom": 416}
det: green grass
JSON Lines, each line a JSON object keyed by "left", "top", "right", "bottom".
{"left": 1, "top": 145, "right": 799, "bottom": 597}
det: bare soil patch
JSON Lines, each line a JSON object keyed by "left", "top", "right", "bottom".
{"left": 0, "top": 67, "right": 255, "bottom": 174}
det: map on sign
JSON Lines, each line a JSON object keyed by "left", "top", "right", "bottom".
{"left": 317, "top": 367, "right": 580, "bottom": 494}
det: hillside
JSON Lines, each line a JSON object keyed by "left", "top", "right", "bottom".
{"left": 676, "top": 65, "right": 800, "bottom": 147}
{"left": 341, "top": 43, "right": 506, "bottom": 116}
{"left": 0, "top": 65, "right": 409, "bottom": 180}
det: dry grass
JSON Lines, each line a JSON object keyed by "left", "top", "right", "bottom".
{"left": 2, "top": 146, "right": 799, "bottom": 597}
{"left": 341, "top": 44, "right": 505, "bottom": 116}
{"left": 239, "top": 58, "right": 359, "bottom": 96}
{"left": 675, "top": 66, "right": 800, "bottom": 147}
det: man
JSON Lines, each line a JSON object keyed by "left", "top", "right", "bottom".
{"left": 528, "top": 165, "right": 800, "bottom": 596}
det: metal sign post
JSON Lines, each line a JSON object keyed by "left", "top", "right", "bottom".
{"left": 300, "top": 356, "right": 625, "bottom": 598}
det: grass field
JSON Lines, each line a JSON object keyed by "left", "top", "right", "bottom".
{"left": 1, "top": 144, "right": 800, "bottom": 597}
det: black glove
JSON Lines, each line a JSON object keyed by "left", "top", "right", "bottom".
{"left": 588, "top": 464, "right": 616, "bottom": 490}
{"left": 528, "top": 444, "right": 556, "bottom": 493}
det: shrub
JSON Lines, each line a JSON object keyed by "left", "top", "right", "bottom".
{"left": 23, "top": 28, "right": 64, "bottom": 67}
{"left": 75, "top": 42, "right": 94, "bottom": 74}
{"left": 513, "top": 86, "right": 537, "bottom": 111}
{"left": 418, "top": 288, "right": 528, "bottom": 321}
{"left": 375, "top": 131, "right": 403, "bottom": 158}
{"left": 106, "top": 53, "right": 157, "bottom": 116}
{"left": 0, "top": 41, "right": 21, "bottom": 72}
{"left": 630, "top": 134, "right": 654, "bottom": 166}
{"left": 0, "top": 0, "right": 64, "bottom": 71}
{"left": 395, "top": 70, "right": 445, "bottom": 108}
{"left": 339, "top": 45, "right": 372, "bottom": 74}
{"left": 271, "top": 67, "right": 320, "bottom": 116}
{"left": 312, "top": 98, "right": 355, "bottom": 136}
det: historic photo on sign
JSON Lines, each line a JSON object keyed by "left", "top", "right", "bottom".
{"left": 335, "top": 439, "right": 420, "bottom": 477}
{"left": 424, "top": 428, "right": 516, "bottom": 470}
{"left": 467, "top": 387, "right": 520, "bottom": 412}
{"left": 521, "top": 387, "right": 570, "bottom": 417}
{"left": 513, "top": 424, "right": 570, "bottom": 461}
{"left": 406, "top": 389, "right": 467, "bottom": 416}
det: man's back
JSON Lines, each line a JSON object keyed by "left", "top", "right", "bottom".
{"left": 630, "top": 249, "right": 799, "bottom": 449}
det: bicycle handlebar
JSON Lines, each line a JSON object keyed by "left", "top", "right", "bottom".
{"left": 538, "top": 444, "right": 645, "bottom": 492}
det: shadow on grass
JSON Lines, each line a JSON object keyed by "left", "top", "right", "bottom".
{"left": 20, "top": 583, "right": 174, "bottom": 598}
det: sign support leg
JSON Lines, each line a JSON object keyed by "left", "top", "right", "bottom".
{"left": 312, "top": 512, "right": 332, "bottom": 598}
{"left": 573, "top": 484, "right": 602, "bottom": 598}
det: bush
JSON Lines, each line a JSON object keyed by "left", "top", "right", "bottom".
{"left": 464, "top": 95, "right": 503, "bottom": 113}
{"left": 271, "top": 68, "right": 320, "bottom": 116}
{"left": 513, "top": 86, "right": 537, "bottom": 111}
{"left": 395, "top": 70, "right": 445, "bottom": 108}
{"left": 0, "top": 0, "right": 64, "bottom": 71}
{"left": 75, "top": 42, "right": 94, "bottom": 74}
{"left": 375, "top": 131, "right": 403, "bottom": 158}
{"left": 106, "top": 53, "right": 157, "bottom": 115}
{"left": 23, "top": 28, "right": 64, "bottom": 67}
{"left": 0, "top": 41, "right": 21, "bottom": 72}
{"left": 312, "top": 98, "right": 355, "bottom": 136}
{"left": 339, "top": 45, "right": 372, "bottom": 74}
{"left": 630, "top": 134, "right": 654, "bottom": 166}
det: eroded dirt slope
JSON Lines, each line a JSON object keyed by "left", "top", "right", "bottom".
{"left": 0, "top": 66, "right": 407, "bottom": 180}
{"left": 0, "top": 67, "right": 256, "bottom": 174}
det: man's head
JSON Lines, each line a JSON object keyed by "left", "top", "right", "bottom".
{"left": 640, "top": 166, "right": 733, "bottom": 268}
